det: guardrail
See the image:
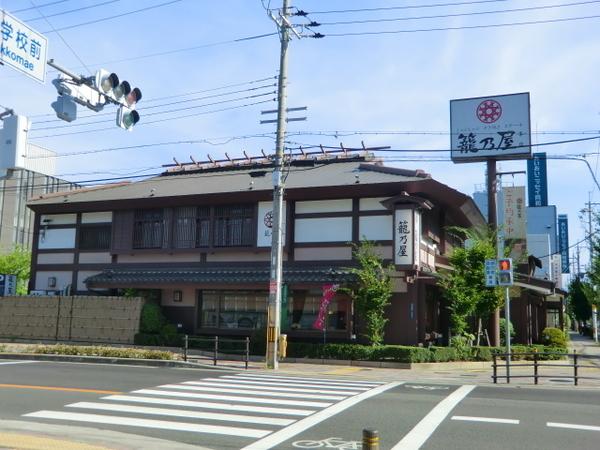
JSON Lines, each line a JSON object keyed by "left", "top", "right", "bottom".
{"left": 492, "top": 351, "right": 600, "bottom": 385}
{"left": 182, "top": 335, "right": 250, "bottom": 369}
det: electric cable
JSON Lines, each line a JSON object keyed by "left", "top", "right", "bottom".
{"left": 23, "top": 0, "right": 120, "bottom": 22}
{"left": 308, "top": 0, "right": 510, "bottom": 15}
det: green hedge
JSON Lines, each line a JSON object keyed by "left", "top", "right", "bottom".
{"left": 287, "top": 342, "right": 566, "bottom": 363}
{"left": 32, "top": 344, "right": 174, "bottom": 360}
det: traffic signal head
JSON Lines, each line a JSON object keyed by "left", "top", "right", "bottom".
{"left": 117, "top": 105, "right": 140, "bottom": 131}
{"left": 126, "top": 87, "right": 142, "bottom": 106}
{"left": 497, "top": 258, "right": 514, "bottom": 286}
{"left": 94, "top": 69, "right": 131, "bottom": 101}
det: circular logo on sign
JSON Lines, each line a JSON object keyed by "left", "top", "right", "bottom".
{"left": 476, "top": 99, "right": 502, "bottom": 123}
{"left": 264, "top": 211, "right": 273, "bottom": 228}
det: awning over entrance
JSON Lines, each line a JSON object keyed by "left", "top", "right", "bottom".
{"left": 85, "top": 265, "right": 357, "bottom": 288}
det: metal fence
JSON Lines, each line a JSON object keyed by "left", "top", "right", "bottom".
{"left": 182, "top": 335, "right": 250, "bottom": 369}
{"left": 492, "top": 351, "right": 600, "bottom": 385}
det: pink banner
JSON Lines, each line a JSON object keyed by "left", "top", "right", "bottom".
{"left": 312, "top": 283, "right": 338, "bottom": 330}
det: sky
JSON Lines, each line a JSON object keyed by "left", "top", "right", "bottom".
{"left": 0, "top": 0, "right": 599, "bottom": 283}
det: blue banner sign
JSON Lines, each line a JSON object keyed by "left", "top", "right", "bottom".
{"left": 558, "top": 214, "right": 569, "bottom": 273}
{"left": 527, "top": 152, "right": 548, "bottom": 207}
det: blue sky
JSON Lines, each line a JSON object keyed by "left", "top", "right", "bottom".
{"left": 1, "top": 0, "right": 599, "bottom": 280}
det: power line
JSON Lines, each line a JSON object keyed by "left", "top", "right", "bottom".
{"left": 316, "top": 1, "right": 600, "bottom": 26}
{"left": 10, "top": 0, "right": 69, "bottom": 13}
{"left": 308, "top": 0, "right": 510, "bottom": 15}
{"left": 29, "top": 0, "right": 93, "bottom": 75}
{"left": 29, "top": 98, "right": 276, "bottom": 139}
{"left": 41, "top": 0, "right": 184, "bottom": 33}
{"left": 29, "top": 75, "right": 276, "bottom": 118}
{"left": 23, "top": 0, "right": 120, "bottom": 22}
{"left": 30, "top": 91, "right": 276, "bottom": 131}
{"left": 27, "top": 134, "right": 276, "bottom": 159}
{"left": 317, "top": 13, "right": 600, "bottom": 37}
{"left": 31, "top": 82, "right": 277, "bottom": 125}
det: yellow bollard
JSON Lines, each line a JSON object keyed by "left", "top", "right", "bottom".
{"left": 363, "top": 429, "right": 379, "bottom": 450}
{"left": 278, "top": 333, "right": 288, "bottom": 359}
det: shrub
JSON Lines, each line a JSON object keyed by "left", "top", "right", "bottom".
{"left": 32, "top": 345, "right": 173, "bottom": 360}
{"left": 134, "top": 333, "right": 184, "bottom": 347}
{"left": 541, "top": 327, "right": 567, "bottom": 349}
{"left": 500, "top": 318, "right": 515, "bottom": 346}
{"left": 139, "top": 302, "right": 165, "bottom": 334}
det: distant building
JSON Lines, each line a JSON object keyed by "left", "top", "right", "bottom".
{"left": 0, "top": 113, "right": 78, "bottom": 252}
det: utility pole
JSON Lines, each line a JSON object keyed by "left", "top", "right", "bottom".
{"left": 487, "top": 160, "right": 500, "bottom": 347}
{"left": 266, "top": 0, "right": 292, "bottom": 370}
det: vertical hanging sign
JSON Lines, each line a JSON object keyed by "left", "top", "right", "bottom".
{"left": 557, "top": 214, "right": 570, "bottom": 274}
{"left": 503, "top": 186, "right": 526, "bottom": 239}
{"left": 394, "top": 208, "right": 420, "bottom": 267}
{"left": 527, "top": 152, "right": 548, "bottom": 207}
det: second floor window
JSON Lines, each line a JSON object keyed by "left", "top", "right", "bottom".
{"left": 79, "top": 225, "right": 111, "bottom": 250}
{"left": 133, "top": 209, "right": 164, "bottom": 249}
{"left": 213, "top": 205, "right": 254, "bottom": 247}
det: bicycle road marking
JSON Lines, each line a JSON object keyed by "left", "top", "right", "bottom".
{"left": 292, "top": 436, "right": 362, "bottom": 449}
{"left": 241, "top": 381, "right": 404, "bottom": 450}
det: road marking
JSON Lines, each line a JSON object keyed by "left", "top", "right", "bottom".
{"left": 547, "top": 422, "right": 600, "bottom": 432}
{"left": 66, "top": 402, "right": 295, "bottom": 426}
{"left": 241, "top": 381, "right": 404, "bottom": 450}
{"left": 0, "top": 384, "right": 121, "bottom": 395}
{"left": 132, "top": 388, "right": 333, "bottom": 408}
{"left": 182, "top": 380, "right": 362, "bottom": 396}
{"left": 103, "top": 394, "right": 315, "bottom": 416}
{"left": 24, "top": 411, "right": 272, "bottom": 438}
{"left": 212, "top": 377, "right": 371, "bottom": 391}
{"left": 0, "top": 432, "right": 111, "bottom": 450}
{"left": 0, "top": 361, "right": 36, "bottom": 365}
{"left": 233, "top": 373, "right": 383, "bottom": 386}
{"left": 391, "top": 385, "right": 476, "bottom": 450}
{"left": 157, "top": 383, "right": 347, "bottom": 401}
{"left": 452, "top": 416, "right": 520, "bottom": 424}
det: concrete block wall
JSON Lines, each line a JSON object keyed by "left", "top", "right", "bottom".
{"left": 0, "top": 296, "right": 143, "bottom": 344}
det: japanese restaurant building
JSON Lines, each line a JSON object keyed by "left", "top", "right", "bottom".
{"left": 27, "top": 152, "right": 551, "bottom": 345}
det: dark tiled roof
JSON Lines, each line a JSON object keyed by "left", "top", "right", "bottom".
{"left": 85, "top": 265, "right": 357, "bottom": 287}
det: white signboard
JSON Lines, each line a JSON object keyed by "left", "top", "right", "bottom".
{"left": 450, "top": 92, "right": 530, "bottom": 162}
{"left": 503, "top": 186, "right": 526, "bottom": 239}
{"left": 394, "top": 209, "right": 421, "bottom": 267}
{"left": 550, "top": 254, "right": 562, "bottom": 289}
{"left": 257, "top": 201, "right": 287, "bottom": 247}
{"left": 1, "top": 9, "right": 48, "bottom": 83}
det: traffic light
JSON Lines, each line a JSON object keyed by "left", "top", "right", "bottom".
{"left": 116, "top": 105, "right": 140, "bottom": 131}
{"left": 498, "top": 258, "right": 514, "bottom": 286}
{"left": 94, "top": 69, "right": 131, "bottom": 101}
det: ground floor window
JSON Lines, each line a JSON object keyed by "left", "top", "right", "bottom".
{"left": 199, "top": 290, "right": 267, "bottom": 330}
{"left": 289, "top": 289, "right": 349, "bottom": 331}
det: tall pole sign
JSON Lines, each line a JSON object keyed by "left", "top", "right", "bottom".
{"left": 558, "top": 214, "right": 570, "bottom": 274}
{"left": 450, "top": 92, "right": 531, "bottom": 347}
{"left": 527, "top": 152, "right": 548, "bottom": 207}
{"left": 0, "top": 9, "right": 48, "bottom": 83}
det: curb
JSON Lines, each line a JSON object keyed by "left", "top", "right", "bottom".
{"left": 0, "top": 352, "right": 239, "bottom": 370}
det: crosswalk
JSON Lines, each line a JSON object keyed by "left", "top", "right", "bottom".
{"left": 22, "top": 373, "right": 393, "bottom": 446}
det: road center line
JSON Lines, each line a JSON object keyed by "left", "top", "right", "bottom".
{"left": 391, "top": 385, "right": 476, "bottom": 450}
{"left": 241, "top": 381, "right": 404, "bottom": 450}
{"left": 0, "top": 384, "right": 121, "bottom": 394}
{"left": 452, "top": 416, "right": 519, "bottom": 425}
{"left": 547, "top": 422, "right": 600, "bottom": 432}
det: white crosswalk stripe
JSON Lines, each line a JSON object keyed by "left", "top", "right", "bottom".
{"left": 21, "top": 373, "right": 391, "bottom": 445}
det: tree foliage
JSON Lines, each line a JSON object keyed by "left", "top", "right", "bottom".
{"left": 567, "top": 277, "right": 592, "bottom": 323}
{"left": 437, "top": 226, "right": 504, "bottom": 336}
{"left": 0, "top": 246, "right": 31, "bottom": 295}
{"left": 345, "top": 241, "right": 393, "bottom": 346}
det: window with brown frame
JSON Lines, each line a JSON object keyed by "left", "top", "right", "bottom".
{"left": 133, "top": 209, "right": 165, "bottom": 249}
{"left": 213, "top": 205, "right": 254, "bottom": 247}
{"left": 79, "top": 224, "right": 111, "bottom": 250}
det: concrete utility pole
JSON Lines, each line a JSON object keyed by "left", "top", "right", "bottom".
{"left": 266, "top": 0, "right": 292, "bottom": 370}
{"left": 487, "top": 160, "right": 501, "bottom": 347}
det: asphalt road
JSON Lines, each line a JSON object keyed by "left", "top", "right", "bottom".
{"left": 1, "top": 360, "right": 600, "bottom": 449}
